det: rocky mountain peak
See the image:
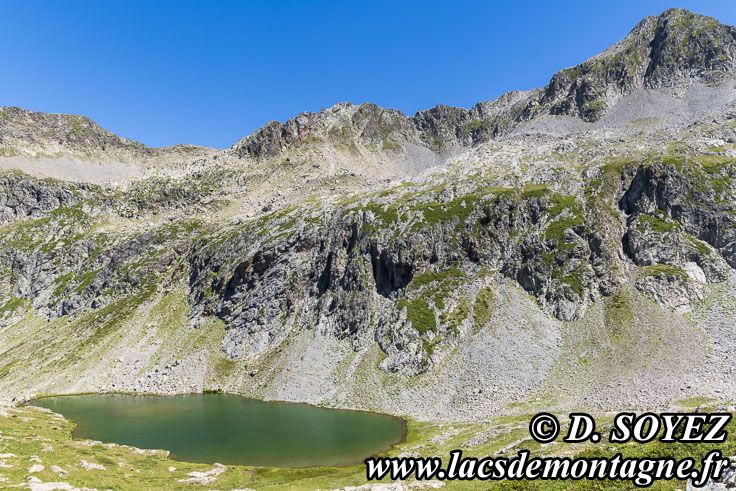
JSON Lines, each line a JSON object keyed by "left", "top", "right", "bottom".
{"left": 644, "top": 8, "right": 736, "bottom": 86}
{"left": 539, "top": 9, "right": 736, "bottom": 121}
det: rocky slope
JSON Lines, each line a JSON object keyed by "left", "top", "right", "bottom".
{"left": 1, "top": 8, "right": 736, "bottom": 421}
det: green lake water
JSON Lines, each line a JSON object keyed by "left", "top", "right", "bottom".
{"left": 31, "top": 394, "right": 405, "bottom": 467}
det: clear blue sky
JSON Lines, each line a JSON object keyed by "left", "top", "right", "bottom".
{"left": 1, "top": 1, "right": 734, "bottom": 149}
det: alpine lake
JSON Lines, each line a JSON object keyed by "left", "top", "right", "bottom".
{"left": 30, "top": 394, "right": 406, "bottom": 468}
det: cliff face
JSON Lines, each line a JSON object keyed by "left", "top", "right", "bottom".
{"left": 1, "top": 9, "right": 736, "bottom": 420}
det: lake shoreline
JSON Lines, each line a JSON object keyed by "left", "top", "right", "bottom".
{"left": 27, "top": 392, "right": 408, "bottom": 468}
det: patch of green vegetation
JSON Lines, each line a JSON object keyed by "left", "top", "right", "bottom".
{"left": 542, "top": 194, "right": 585, "bottom": 245}
{"left": 486, "top": 186, "right": 515, "bottom": 198}
{"left": 601, "top": 157, "right": 636, "bottom": 177}
{"left": 213, "top": 356, "right": 237, "bottom": 379}
{"left": 118, "top": 249, "right": 168, "bottom": 279}
{"left": 439, "top": 299, "right": 469, "bottom": 330}
{"left": 685, "top": 233, "right": 710, "bottom": 255}
{"left": 410, "top": 267, "right": 465, "bottom": 290}
{"left": 603, "top": 289, "right": 634, "bottom": 345}
{"left": 665, "top": 142, "right": 691, "bottom": 157}
{"left": 357, "top": 202, "right": 400, "bottom": 233}
{"left": 695, "top": 154, "right": 734, "bottom": 170}
{"left": 413, "top": 198, "right": 476, "bottom": 229}
{"left": 690, "top": 155, "right": 736, "bottom": 194}
{"left": 520, "top": 183, "right": 551, "bottom": 199}
{"left": 431, "top": 136, "right": 446, "bottom": 151}
{"left": 641, "top": 263, "right": 688, "bottom": 279}
{"left": 348, "top": 184, "right": 519, "bottom": 238}
{"left": 53, "top": 272, "right": 75, "bottom": 296}
{"left": 546, "top": 194, "right": 578, "bottom": 218}
{"left": 421, "top": 338, "right": 437, "bottom": 357}
{"left": 461, "top": 119, "right": 490, "bottom": 135}
{"left": 552, "top": 267, "right": 584, "bottom": 295}
{"left": 636, "top": 213, "right": 675, "bottom": 233}
{"left": 472, "top": 288, "right": 495, "bottom": 333}
{"left": 584, "top": 99, "right": 606, "bottom": 115}
{"left": 50, "top": 204, "right": 88, "bottom": 223}
{"left": 565, "top": 272, "right": 583, "bottom": 295}
{"left": 74, "top": 269, "right": 101, "bottom": 293}
{"left": 381, "top": 140, "right": 401, "bottom": 151}
{"left": 650, "top": 154, "right": 736, "bottom": 198}
{"left": 0, "top": 214, "right": 54, "bottom": 251}
{"left": 156, "top": 219, "right": 203, "bottom": 240}
{"left": 396, "top": 298, "right": 436, "bottom": 335}
{"left": 545, "top": 216, "right": 583, "bottom": 243}
{"left": 431, "top": 291, "right": 445, "bottom": 310}
{"left": 0, "top": 297, "right": 28, "bottom": 314}
{"left": 583, "top": 179, "right": 602, "bottom": 202}
{"left": 541, "top": 252, "right": 556, "bottom": 266}
{"left": 411, "top": 185, "right": 517, "bottom": 232}
{"left": 408, "top": 266, "right": 468, "bottom": 316}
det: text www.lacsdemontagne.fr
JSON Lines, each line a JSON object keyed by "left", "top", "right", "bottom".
{"left": 365, "top": 449, "right": 729, "bottom": 487}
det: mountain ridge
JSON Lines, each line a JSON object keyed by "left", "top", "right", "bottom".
{"left": 231, "top": 8, "right": 736, "bottom": 161}
{"left": 5, "top": 9, "right": 734, "bottom": 164}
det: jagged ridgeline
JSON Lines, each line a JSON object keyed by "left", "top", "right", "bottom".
{"left": 2, "top": 8, "right": 736, "bottom": 419}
